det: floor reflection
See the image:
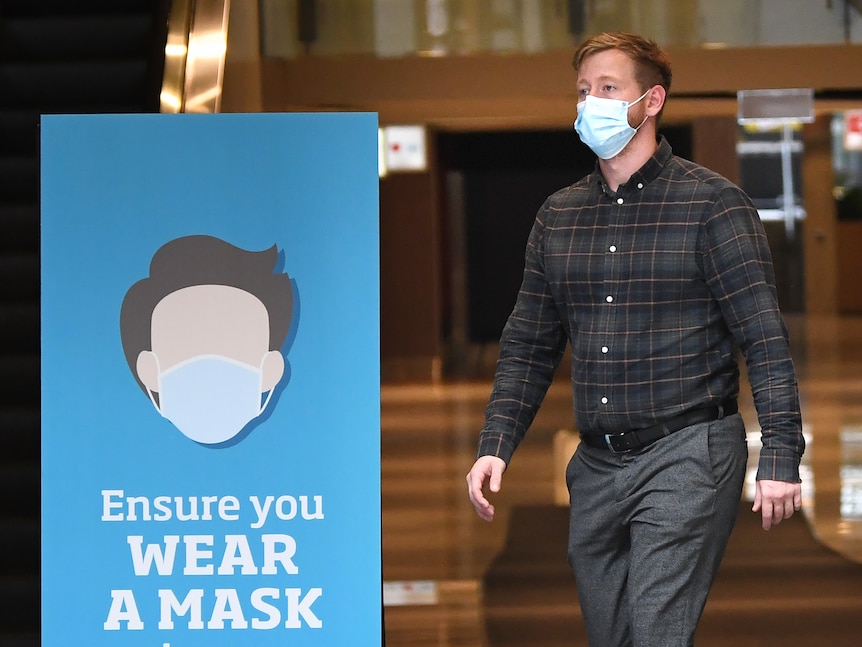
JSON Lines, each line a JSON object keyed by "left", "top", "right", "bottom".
{"left": 381, "top": 314, "right": 862, "bottom": 646}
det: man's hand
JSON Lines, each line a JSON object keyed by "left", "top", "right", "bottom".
{"left": 752, "top": 479, "right": 802, "bottom": 530}
{"left": 466, "top": 456, "right": 507, "bottom": 522}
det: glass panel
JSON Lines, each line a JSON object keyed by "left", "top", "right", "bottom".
{"left": 260, "top": 0, "right": 862, "bottom": 59}
{"left": 833, "top": 112, "right": 862, "bottom": 222}
{"left": 184, "top": 0, "right": 232, "bottom": 113}
{"left": 841, "top": 427, "right": 862, "bottom": 520}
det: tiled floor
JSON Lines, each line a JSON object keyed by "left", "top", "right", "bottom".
{"left": 380, "top": 314, "right": 862, "bottom": 646}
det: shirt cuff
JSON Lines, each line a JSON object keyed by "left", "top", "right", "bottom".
{"left": 476, "top": 433, "right": 516, "bottom": 465}
{"left": 756, "top": 448, "right": 802, "bottom": 482}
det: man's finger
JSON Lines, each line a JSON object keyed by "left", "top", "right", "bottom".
{"left": 466, "top": 473, "right": 488, "bottom": 508}
{"left": 761, "top": 499, "right": 774, "bottom": 530}
{"left": 489, "top": 468, "right": 502, "bottom": 494}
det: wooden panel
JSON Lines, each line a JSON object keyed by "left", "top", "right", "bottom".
{"left": 380, "top": 170, "right": 443, "bottom": 379}
{"left": 803, "top": 116, "right": 839, "bottom": 315}
{"left": 258, "top": 45, "right": 862, "bottom": 130}
{"left": 837, "top": 221, "right": 862, "bottom": 313}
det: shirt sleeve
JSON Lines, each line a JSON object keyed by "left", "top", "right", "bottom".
{"left": 701, "top": 186, "right": 804, "bottom": 482}
{"left": 476, "top": 206, "right": 568, "bottom": 464}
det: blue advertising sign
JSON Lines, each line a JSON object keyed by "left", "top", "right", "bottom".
{"left": 40, "top": 113, "right": 381, "bottom": 646}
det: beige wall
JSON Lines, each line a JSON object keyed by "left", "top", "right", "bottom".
{"left": 223, "top": 31, "right": 862, "bottom": 378}
{"left": 255, "top": 44, "right": 862, "bottom": 129}
{"left": 803, "top": 117, "right": 839, "bottom": 315}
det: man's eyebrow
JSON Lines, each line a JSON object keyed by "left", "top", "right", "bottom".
{"left": 577, "top": 73, "right": 623, "bottom": 86}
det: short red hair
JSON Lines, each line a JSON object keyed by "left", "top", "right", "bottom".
{"left": 573, "top": 31, "right": 672, "bottom": 97}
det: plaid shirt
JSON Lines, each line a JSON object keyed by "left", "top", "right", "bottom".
{"left": 478, "top": 137, "right": 804, "bottom": 482}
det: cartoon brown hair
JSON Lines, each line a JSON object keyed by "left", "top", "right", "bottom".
{"left": 119, "top": 235, "right": 293, "bottom": 393}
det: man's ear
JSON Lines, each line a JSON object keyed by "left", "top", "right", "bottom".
{"left": 647, "top": 84, "right": 666, "bottom": 117}
{"left": 261, "top": 350, "right": 285, "bottom": 392}
{"left": 136, "top": 351, "right": 160, "bottom": 392}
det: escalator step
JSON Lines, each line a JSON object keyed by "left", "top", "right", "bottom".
{"left": 0, "top": 15, "right": 157, "bottom": 63}
{"left": 0, "top": 408, "right": 40, "bottom": 462}
{"left": 0, "top": 205, "right": 39, "bottom": 253}
{"left": 0, "top": 0, "right": 161, "bottom": 18}
{"left": 0, "top": 462, "right": 39, "bottom": 519}
{"left": 0, "top": 304, "right": 39, "bottom": 355}
{"left": 0, "top": 157, "right": 38, "bottom": 204}
{"left": 0, "top": 60, "right": 149, "bottom": 110}
{"left": 0, "top": 356, "right": 39, "bottom": 407}
{"left": 0, "top": 519, "right": 40, "bottom": 575}
{"left": 0, "top": 633, "right": 40, "bottom": 647}
{"left": 0, "top": 112, "right": 40, "bottom": 157}
{"left": 0, "top": 254, "right": 39, "bottom": 302}
{"left": 0, "top": 576, "right": 39, "bottom": 631}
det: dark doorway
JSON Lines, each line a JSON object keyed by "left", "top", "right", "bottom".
{"left": 439, "top": 127, "right": 693, "bottom": 345}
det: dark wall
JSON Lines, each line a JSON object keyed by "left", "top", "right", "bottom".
{"left": 380, "top": 172, "right": 440, "bottom": 358}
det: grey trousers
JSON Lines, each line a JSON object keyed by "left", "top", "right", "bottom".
{"left": 565, "top": 414, "right": 748, "bottom": 647}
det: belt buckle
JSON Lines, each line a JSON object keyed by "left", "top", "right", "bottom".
{"left": 603, "top": 432, "right": 639, "bottom": 453}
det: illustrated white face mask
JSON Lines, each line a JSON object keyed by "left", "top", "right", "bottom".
{"left": 147, "top": 354, "right": 274, "bottom": 445}
{"left": 574, "top": 89, "right": 650, "bottom": 159}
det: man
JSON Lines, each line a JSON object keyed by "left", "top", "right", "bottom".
{"left": 466, "top": 32, "right": 804, "bottom": 646}
{"left": 120, "top": 235, "right": 294, "bottom": 445}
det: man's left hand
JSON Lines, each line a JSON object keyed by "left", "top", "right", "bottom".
{"left": 752, "top": 479, "right": 802, "bottom": 530}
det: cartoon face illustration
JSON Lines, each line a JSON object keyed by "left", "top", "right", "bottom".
{"left": 120, "top": 236, "right": 294, "bottom": 445}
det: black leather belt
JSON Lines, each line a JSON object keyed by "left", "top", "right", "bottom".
{"left": 579, "top": 399, "right": 738, "bottom": 454}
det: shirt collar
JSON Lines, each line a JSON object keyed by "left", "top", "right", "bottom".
{"left": 592, "top": 136, "right": 673, "bottom": 196}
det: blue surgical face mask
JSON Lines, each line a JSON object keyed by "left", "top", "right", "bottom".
{"left": 574, "top": 89, "right": 650, "bottom": 160}
{"left": 146, "top": 354, "right": 273, "bottom": 445}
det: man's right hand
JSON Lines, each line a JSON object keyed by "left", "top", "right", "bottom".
{"left": 466, "top": 455, "right": 507, "bottom": 522}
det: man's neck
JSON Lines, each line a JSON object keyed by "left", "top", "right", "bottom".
{"left": 598, "top": 131, "right": 659, "bottom": 193}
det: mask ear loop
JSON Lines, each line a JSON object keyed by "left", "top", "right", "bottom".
{"left": 627, "top": 88, "right": 651, "bottom": 108}
{"left": 629, "top": 88, "right": 652, "bottom": 132}
{"left": 144, "top": 354, "right": 165, "bottom": 416}
{"left": 259, "top": 389, "right": 275, "bottom": 416}
{"left": 257, "top": 355, "right": 276, "bottom": 415}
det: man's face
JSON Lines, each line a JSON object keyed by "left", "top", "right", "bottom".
{"left": 577, "top": 49, "right": 648, "bottom": 128}
{"left": 151, "top": 284, "right": 269, "bottom": 371}
{"left": 137, "top": 284, "right": 284, "bottom": 394}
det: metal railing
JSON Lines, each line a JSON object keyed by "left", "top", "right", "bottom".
{"left": 161, "top": 0, "right": 231, "bottom": 113}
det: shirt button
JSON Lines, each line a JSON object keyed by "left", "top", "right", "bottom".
{"left": 606, "top": 295, "right": 614, "bottom": 303}
{"left": 601, "top": 346, "right": 609, "bottom": 353}
{"left": 616, "top": 197, "right": 624, "bottom": 205}
{"left": 601, "top": 397, "right": 609, "bottom": 404}
{"left": 637, "top": 182, "right": 644, "bottom": 189}
{"left": 609, "top": 245, "right": 617, "bottom": 253}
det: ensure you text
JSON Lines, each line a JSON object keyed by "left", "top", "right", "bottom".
{"left": 100, "top": 489, "right": 326, "bottom": 633}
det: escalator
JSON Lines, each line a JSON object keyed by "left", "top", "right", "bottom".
{"left": 0, "top": 1, "right": 170, "bottom": 642}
